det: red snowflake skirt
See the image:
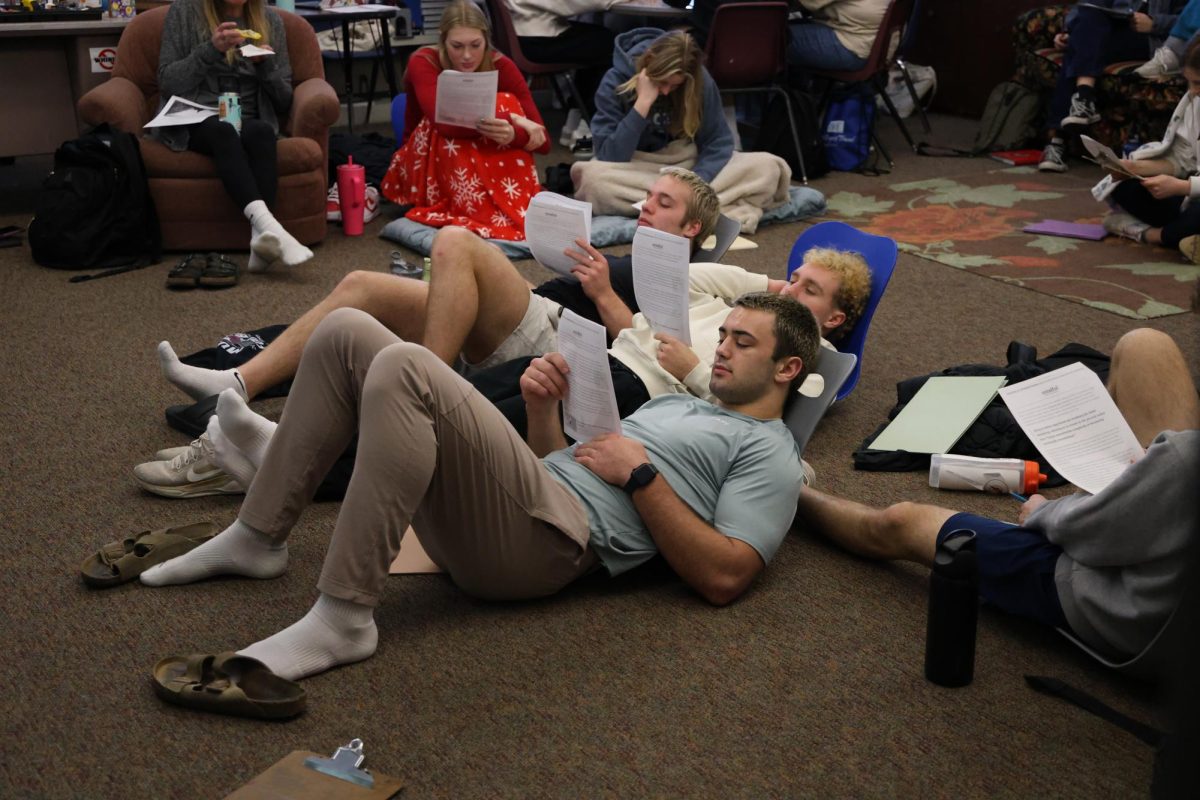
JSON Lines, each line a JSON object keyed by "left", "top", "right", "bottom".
{"left": 380, "top": 92, "right": 541, "bottom": 241}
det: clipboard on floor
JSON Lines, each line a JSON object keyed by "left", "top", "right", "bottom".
{"left": 226, "top": 751, "right": 404, "bottom": 799}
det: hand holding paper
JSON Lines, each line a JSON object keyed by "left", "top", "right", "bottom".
{"left": 526, "top": 192, "right": 592, "bottom": 277}
{"left": 434, "top": 69, "right": 499, "bottom": 127}
{"left": 556, "top": 310, "right": 623, "bottom": 442}
{"left": 998, "top": 362, "right": 1144, "bottom": 495}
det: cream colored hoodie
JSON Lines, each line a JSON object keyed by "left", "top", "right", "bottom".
{"left": 504, "top": 0, "right": 625, "bottom": 39}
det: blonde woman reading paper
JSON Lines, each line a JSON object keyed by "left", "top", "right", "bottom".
{"left": 572, "top": 28, "right": 792, "bottom": 234}
{"left": 380, "top": 1, "right": 550, "bottom": 241}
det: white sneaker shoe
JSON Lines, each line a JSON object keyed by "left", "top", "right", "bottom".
{"left": 1134, "top": 46, "right": 1180, "bottom": 79}
{"left": 133, "top": 433, "right": 243, "bottom": 498}
{"left": 559, "top": 109, "right": 582, "bottom": 147}
{"left": 1103, "top": 211, "right": 1150, "bottom": 242}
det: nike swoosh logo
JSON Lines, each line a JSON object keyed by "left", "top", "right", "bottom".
{"left": 186, "top": 464, "right": 223, "bottom": 482}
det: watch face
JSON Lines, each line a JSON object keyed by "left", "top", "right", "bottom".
{"left": 625, "top": 463, "right": 658, "bottom": 493}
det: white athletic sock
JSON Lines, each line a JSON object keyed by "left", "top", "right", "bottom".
{"left": 140, "top": 519, "right": 287, "bottom": 586}
{"left": 158, "top": 341, "right": 248, "bottom": 402}
{"left": 215, "top": 388, "right": 276, "bottom": 467}
{"left": 244, "top": 200, "right": 313, "bottom": 268}
{"left": 238, "top": 593, "right": 378, "bottom": 681}
{"left": 207, "top": 417, "right": 258, "bottom": 491}
{"left": 246, "top": 249, "right": 274, "bottom": 274}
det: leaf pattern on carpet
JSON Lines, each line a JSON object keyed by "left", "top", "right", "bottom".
{"left": 818, "top": 170, "right": 1198, "bottom": 319}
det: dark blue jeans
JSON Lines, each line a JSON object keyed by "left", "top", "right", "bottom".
{"left": 1047, "top": 6, "right": 1151, "bottom": 132}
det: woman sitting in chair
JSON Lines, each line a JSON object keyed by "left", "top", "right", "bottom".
{"left": 380, "top": 1, "right": 550, "bottom": 241}
{"left": 589, "top": 28, "right": 732, "bottom": 183}
{"left": 153, "top": 0, "right": 312, "bottom": 271}
{"left": 785, "top": 0, "right": 890, "bottom": 74}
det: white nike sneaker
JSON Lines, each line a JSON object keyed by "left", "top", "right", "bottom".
{"left": 133, "top": 432, "right": 243, "bottom": 498}
{"left": 1134, "top": 46, "right": 1180, "bottom": 80}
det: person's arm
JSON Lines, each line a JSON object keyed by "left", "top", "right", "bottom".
{"left": 572, "top": 433, "right": 766, "bottom": 605}
{"left": 685, "top": 261, "right": 769, "bottom": 301}
{"left": 519, "top": 353, "right": 571, "bottom": 457}
{"left": 496, "top": 56, "right": 550, "bottom": 154}
{"left": 407, "top": 50, "right": 481, "bottom": 139}
{"left": 564, "top": 238, "right": 635, "bottom": 338}
{"left": 255, "top": 13, "right": 293, "bottom": 117}
{"left": 689, "top": 71, "right": 734, "bottom": 182}
{"left": 158, "top": 2, "right": 227, "bottom": 99}
{"left": 591, "top": 67, "right": 648, "bottom": 163}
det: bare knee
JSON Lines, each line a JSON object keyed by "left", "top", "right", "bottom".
{"left": 874, "top": 501, "right": 943, "bottom": 565}
{"left": 330, "top": 270, "right": 381, "bottom": 309}
{"left": 431, "top": 226, "right": 480, "bottom": 266}
{"left": 1113, "top": 328, "right": 1176, "bottom": 362}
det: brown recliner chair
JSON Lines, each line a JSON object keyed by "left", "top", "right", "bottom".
{"left": 78, "top": 6, "right": 339, "bottom": 252}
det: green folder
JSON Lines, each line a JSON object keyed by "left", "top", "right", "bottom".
{"left": 869, "top": 375, "right": 1008, "bottom": 454}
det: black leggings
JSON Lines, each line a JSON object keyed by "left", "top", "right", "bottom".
{"left": 187, "top": 115, "right": 278, "bottom": 210}
{"left": 1111, "top": 178, "right": 1200, "bottom": 249}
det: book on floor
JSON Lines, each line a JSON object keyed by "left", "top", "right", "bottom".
{"left": 1023, "top": 219, "right": 1108, "bottom": 240}
{"left": 869, "top": 375, "right": 1008, "bottom": 454}
{"left": 989, "top": 149, "right": 1043, "bottom": 166}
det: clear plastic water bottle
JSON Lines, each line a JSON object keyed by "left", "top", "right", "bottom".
{"left": 924, "top": 529, "right": 979, "bottom": 688}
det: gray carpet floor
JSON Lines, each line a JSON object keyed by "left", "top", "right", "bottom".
{"left": 0, "top": 113, "right": 1195, "bottom": 798}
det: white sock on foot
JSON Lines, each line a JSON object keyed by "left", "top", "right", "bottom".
{"left": 245, "top": 200, "right": 313, "bottom": 268}
{"left": 207, "top": 417, "right": 259, "bottom": 490}
{"left": 246, "top": 247, "right": 275, "bottom": 274}
{"left": 140, "top": 519, "right": 287, "bottom": 586}
{"left": 158, "top": 341, "right": 248, "bottom": 402}
{"left": 215, "top": 387, "right": 276, "bottom": 467}
{"left": 238, "top": 593, "right": 378, "bottom": 681}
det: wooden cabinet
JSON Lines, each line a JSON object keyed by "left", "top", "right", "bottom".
{"left": 907, "top": 0, "right": 1048, "bottom": 119}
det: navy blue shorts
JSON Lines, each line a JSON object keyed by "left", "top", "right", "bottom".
{"left": 937, "top": 513, "right": 1069, "bottom": 629}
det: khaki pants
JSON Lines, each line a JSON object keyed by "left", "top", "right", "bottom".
{"left": 239, "top": 308, "right": 597, "bottom": 606}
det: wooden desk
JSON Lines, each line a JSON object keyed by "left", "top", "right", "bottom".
{"left": 0, "top": 17, "right": 130, "bottom": 157}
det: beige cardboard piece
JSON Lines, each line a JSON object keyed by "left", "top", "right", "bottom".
{"left": 225, "top": 750, "right": 404, "bottom": 800}
{"left": 388, "top": 526, "right": 443, "bottom": 574}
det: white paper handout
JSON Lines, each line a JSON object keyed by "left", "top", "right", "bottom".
{"left": 557, "top": 310, "right": 623, "bottom": 443}
{"left": 632, "top": 226, "right": 692, "bottom": 344}
{"left": 239, "top": 44, "right": 275, "bottom": 57}
{"left": 1080, "top": 135, "right": 1140, "bottom": 178}
{"left": 144, "top": 95, "right": 218, "bottom": 128}
{"left": 525, "top": 192, "right": 592, "bottom": 277}
{"left": 998, "top": 362, "right": 1145, "bottom": 495}
{"left": 434, "top": 69, "right": 498, "bottom": 127}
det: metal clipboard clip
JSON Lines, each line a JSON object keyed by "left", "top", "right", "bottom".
{"left": 303, "top": 738, "right": 375, "bottom": 789}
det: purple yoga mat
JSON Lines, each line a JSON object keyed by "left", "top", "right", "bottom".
{"left": 1022, "top": 220, "right": 1108, "bottom": 240}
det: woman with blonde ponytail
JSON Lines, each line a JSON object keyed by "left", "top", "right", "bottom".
{"left": 590, "top": 28, "right": 732, "bottom": 182}
{"left": 152, "top": 0, "right": 311, "bottom": 271}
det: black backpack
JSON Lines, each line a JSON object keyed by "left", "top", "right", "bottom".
{"left": 29, "top": 124, "right": 161, "bottom": 277}
{"left": 754, "top": 89, "right": 830, "bottom": 181}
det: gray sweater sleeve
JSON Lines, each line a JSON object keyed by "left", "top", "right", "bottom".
{"left": 1027, "top": 430, "right": 1200, "bottom": 567}
{"left": 255, "top": 11, "right": 292, "bottom": 118}
{"left": 591, "top": 67, "right": 645, "bottom": 164}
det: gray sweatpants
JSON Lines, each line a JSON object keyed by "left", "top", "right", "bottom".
{"left": 238, "top": 308, "right": 598, "bottom": 606}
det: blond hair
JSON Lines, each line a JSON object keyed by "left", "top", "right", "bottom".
{"left": 203, "top": 0, "right": 271, "bottom": 65}
{"left": 435, "top": 1, "right": 495, "bottom": 72}
{"left": 617, "top": 30, "right": 705, "bottom": 140}
{"left": 659, "top": 167, "right": 719, "bottom": 248}
{"left": 802, "top": 247, "right": 872, "bottom": 340}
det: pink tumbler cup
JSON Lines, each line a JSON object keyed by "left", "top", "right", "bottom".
{"left": 337, "top": 156, "right": 366, "bottom": 236}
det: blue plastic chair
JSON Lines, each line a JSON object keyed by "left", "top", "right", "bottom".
{"left": 787, "top": 221, "right": 898, "bottom": 401}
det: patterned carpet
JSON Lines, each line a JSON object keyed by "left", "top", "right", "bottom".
{"left": 819, "top": 164, "right": 1200, "bottom": 319}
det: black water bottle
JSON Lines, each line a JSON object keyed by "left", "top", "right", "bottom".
{"left": 924, "top": 529, "right": 979, "bottom": 687}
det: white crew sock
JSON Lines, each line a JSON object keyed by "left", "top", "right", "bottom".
{"left": 216, "top": 388, "right": 276, "bottom": 466}
{"left": 238, "top": 593, "right": 378, "bottom": 681}
{"left": 157, "top": 341, "right": 248, "bottom": 402}
{"left": 246, "top": 249, "right": 274, "bottom": 274}
{"left": 140, "top": 519, "right": 287, "bottom": 586}
{"left": 244, "top": 200, "right": 313, "bottom": 268}
{"left": 207, "top": 417, "right": 258, "bottom": 491}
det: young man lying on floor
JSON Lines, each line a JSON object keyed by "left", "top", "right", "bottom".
{"left": 795, "top": 329, "right": 1200, "bottom": 662}
{"left": 140, "top": 294, "right": 821, "bottom": 687}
